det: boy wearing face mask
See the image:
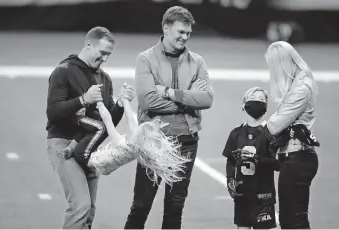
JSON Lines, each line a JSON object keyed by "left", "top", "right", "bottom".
{"left": 222, "top": 87, "right": 280, "bottom": 229}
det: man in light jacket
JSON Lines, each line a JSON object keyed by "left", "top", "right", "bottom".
{"left": 124, "top": 6, "right": 213, "bottom": 229}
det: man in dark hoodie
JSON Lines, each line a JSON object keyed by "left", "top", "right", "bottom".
{"left": 46, "top": 26, "right": 135, "bottom": 229}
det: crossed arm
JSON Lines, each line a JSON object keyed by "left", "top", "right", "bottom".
{"left": 135, "top": 54, "right": 213, "bottom": 114}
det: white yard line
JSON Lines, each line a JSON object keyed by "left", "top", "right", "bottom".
{"left": 37, "top": 193, "right": 52, "bottom": 200}
{"left": 194, "top": 157, "right": 228, "bottom": 188}
{"left": 5, "top": 152, "right": 20, "bottom": 160}
{"left": 0, "top": 66, "right": 338, "bottom": 82}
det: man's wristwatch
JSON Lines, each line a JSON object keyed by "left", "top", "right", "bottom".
{"left": 162, "top": 87, "right": 170, "bottom": 99}
{"left": 81, "top": 94, "right": 90, "bottom": 108}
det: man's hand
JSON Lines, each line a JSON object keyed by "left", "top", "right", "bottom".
{"left": 155, "top": 85, "right": 166, "bottom": 95}
{"left": 227, "top": 177, "right": 243, "bottom": 199}
{"left": 119, "top": 83, "right": 135, "bottom": 102}
{"left": 84, "top": 84, "right": 103, "bottom": 104}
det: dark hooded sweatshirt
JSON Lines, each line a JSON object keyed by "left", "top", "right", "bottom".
{"left": 46, "top": 54, "right": 124, "bottom": 140}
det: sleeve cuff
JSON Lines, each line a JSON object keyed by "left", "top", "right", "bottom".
{"left": 173, "top": 89, "right": 184, "bottom": 104}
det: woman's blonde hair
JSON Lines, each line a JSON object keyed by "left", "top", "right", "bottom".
{"left": 265, "top": 41, "right": 317, "bottom": 103}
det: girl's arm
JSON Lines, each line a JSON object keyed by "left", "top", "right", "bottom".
{"left": 122, "top": 98, "right": 138, "bottom": 133}
{"left": 96, "top": 102, "right": 122, "bottom": 146}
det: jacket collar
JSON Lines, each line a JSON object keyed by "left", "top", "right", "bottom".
{"left": 155, "top": 36, "right": 188, "bottom": 61}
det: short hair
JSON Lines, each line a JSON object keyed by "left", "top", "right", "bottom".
{"left": 85, "top": 26, "right": 115, "bottom": 44}
{"left": 162, "top": 6, "right": 195, "bottom": 29}
{"left": 242, "top": 87, "right": 268, "bottom": 103}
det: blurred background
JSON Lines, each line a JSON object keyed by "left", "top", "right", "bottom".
{"left": 0, "top": 0, "right": 339, "bottom": 229}
{"left": 1, "top": 0, "right": 339, "bottom": 42}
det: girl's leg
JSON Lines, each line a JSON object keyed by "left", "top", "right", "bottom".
{"left": 122, "top": 98, "right": 138, "bottom": 133}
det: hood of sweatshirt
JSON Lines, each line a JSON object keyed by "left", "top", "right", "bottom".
{"left": 60, "top": 54, "right": 99, "bottom": 74}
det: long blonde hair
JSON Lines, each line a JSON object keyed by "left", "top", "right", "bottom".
{"left": 129, "top": 119, "right": 190, "bottom": 186}
{"left": 265, "top": 41, "right": 317, "bottom": 103}
{"left": 91, "top": 119, "right": 190, "bottom": 186}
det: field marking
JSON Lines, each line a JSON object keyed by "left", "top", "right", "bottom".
{"left": 214, "top": 196, "right": 233, "bottom": 200}
{"left": 5, "top": 152, "right": 20, "bottom": 160}
{"left": 37, "top": 193, "right": 52, "bottom": 200}
{"left": 194, "top": 157, "right": 228, "bottom": 188}
{"left": 0, "top": 66, "right": 338, "bottom": 82}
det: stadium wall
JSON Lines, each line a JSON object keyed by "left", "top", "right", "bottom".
{"left": 1, "top": 0, "right": 338, "bottom": 42}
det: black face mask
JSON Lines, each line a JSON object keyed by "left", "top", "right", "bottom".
{"left": 244, "top": 101, "right": 267, "bottom": 119}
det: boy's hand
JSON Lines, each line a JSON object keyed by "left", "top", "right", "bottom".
{"left": 231, "top": 149, "right": 243, "bottom": 166}
{"left": 227, "top": 177, "right": 243, "bottom": 199}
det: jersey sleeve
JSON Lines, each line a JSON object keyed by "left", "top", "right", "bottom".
{"left": 222, "top": 128, "right": 238, "bottom": 158}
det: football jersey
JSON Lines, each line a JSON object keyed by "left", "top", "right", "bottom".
{"left": 222, "top": 122, "right": 278, "bottom": 204}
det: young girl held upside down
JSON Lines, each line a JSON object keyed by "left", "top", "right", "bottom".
{"left": 66, "top": 96, "right": 190, "bottom": 186}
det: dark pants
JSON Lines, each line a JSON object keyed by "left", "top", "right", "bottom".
{"left": 124, "top": 138, "right": 198, "bottom": 229}
{"left": 278, "top": 148, "right": 318, "bottom": 229}
{"left": 73, "top": 116, "right": 107, "bottom": 169}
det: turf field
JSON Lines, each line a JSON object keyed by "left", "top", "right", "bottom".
{"left": 0, "top": 32, "right": 338, "bottom": 228}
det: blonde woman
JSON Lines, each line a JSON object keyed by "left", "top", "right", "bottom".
{"left": 264, "top": 41, "right": 319, "bottom": 229}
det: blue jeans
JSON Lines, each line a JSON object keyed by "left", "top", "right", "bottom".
{"left": 278, "top": 148, "right": 318, "bottom": 229}
{"left": 124, "top": 139, "right": 198, "bottom": 229}
{"left": 47, "top": 138, "right": 99, "bottom": 229}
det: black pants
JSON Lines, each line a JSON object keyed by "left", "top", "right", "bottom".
{"left": 278, "top": 148, "right": 318, "bottom": 229}
{"left": 124, "top": 138, "right": 198, "bottom": 229}
{"left": 73, "top": 116, "right": 107, "bottom": 169}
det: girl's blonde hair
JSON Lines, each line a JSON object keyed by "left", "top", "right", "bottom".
{"left": 129, "top": 119, "right": 190, "bottom": 186}
{"left": 91, "top": 119, "right": 190, "bottom": 186}
{"left": 265, "top": 41, "right": 318, "bottom": 103}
